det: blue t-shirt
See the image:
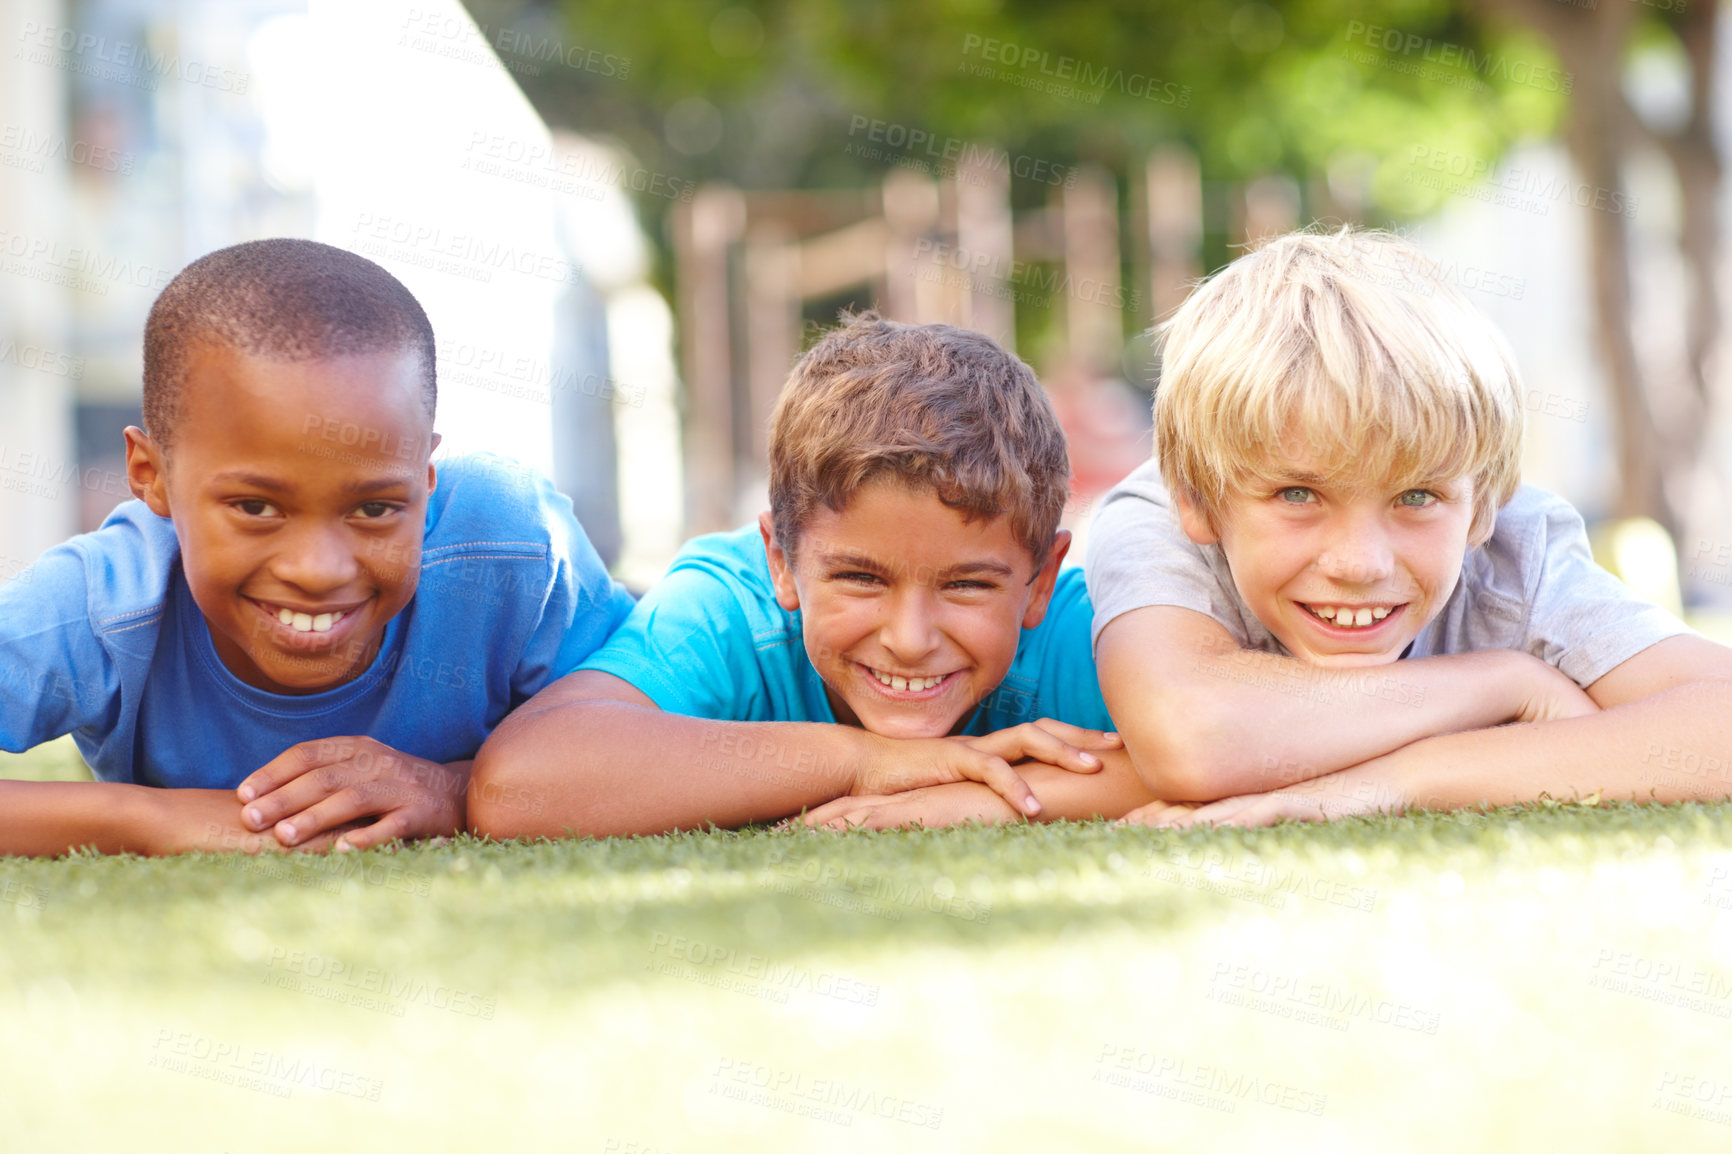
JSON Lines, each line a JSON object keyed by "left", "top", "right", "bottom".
{"left": 579, "top": 525, "right": 1112, "bottom": 733}
{"left": 0, "top": 454, "right": 635, "bottom": 787}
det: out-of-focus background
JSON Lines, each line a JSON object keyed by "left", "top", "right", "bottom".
{"left": 1, "top": 0, "right": 1728, "bottom": 614}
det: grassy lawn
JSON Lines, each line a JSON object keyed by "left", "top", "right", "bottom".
{"left": 5, "top": 737, "right": 1732, "bottom": 1150}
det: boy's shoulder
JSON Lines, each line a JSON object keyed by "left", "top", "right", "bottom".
{"left": 38, "top": 499, "right": 183, "bottom": 650}
{"left": 423, "top": 453, "right": 568, "bottom": 554}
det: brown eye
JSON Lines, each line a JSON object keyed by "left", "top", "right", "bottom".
{"left": 355, "top": 502, "right": 394, "bottom": 519}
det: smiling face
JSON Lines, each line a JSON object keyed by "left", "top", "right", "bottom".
{"left": 761, "top": 478, "right": 1067, "bottom": 739}
{"left": 125, "top": 343, "right": 437, "bottom": 694}
{"left": 1177, "top": 451, "right": 1479, "bottom": 668}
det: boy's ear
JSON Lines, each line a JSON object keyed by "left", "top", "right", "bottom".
{"left": 123, "top": 426, "right": 172, "bottom": 518}
{"left": 1174, "top": 491, "right": 1220, "bottom": 546}
{"left": 1019, "top": 530, "right": 1071, "bottom": 630}
{"left": 426, "top": 432, "right": 441, "bottom": 497}
{"left": 759, "top": 512, "right": 801, "bottom": 611}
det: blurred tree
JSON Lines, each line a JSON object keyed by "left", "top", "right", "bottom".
{"left": 467, "top": 0, "right": 1715, "bottom": 538}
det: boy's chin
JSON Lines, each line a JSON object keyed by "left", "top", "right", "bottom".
{"left": 854, "top": 706, "right": 967, "bottom": 743}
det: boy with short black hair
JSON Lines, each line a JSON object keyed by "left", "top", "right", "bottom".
{"left": 0, "top": 238, "right": 634, "bottom": 855}
{"left": 468, "top": 313, "right": 1156, "bottom": 837}
{"left": 1085, "top": 228, "right": 1732, "bottom": 826}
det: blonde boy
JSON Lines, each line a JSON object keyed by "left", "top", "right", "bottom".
{"left": 1086, "top": 228, "right": 1732, "bottom": 826}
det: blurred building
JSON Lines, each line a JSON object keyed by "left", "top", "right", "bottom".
{"left": 0, "top": 0, "right": 680, "bottom": 589}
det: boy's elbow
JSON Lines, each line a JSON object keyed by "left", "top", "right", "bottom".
{"left": 1119, "top": 697, "right": 1246, "bottom": 803}
{"left": 467, "top": 739, "right": 556, "bottom": 840}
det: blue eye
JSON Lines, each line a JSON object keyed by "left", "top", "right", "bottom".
{"left": 1278, "top": 487, "right": 1314, "bottom": 504}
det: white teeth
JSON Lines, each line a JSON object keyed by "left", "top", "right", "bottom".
{"left": 277, "top": 608, "right": 294, "bottom": 625}
{"left": 870, "top": 668, "right": 944, "bottom": 691}
{"left": 312, "top": 613, "right": 334, "bottom": 633}
{"left": 1311, "top": 605, "right": 1393, "bottom": 629}
{"left": 291, "top": 613, "right": 313, "bottom": 632}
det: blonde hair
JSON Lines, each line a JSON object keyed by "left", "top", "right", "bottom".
{"left": 1154, "top": 228, "right": 1523, "bottom": 543}
{"left": 768, "top": 312, "right": 1069, "bottom": 568}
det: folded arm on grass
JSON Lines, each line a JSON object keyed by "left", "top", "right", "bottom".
{"left": 0, "top": 781, "right": 351, "bottom": 857}
{"left": 798, "top": 748, "right": 1158, "bottom": 830}
{"left": 1134, "top": 634, "right": 1732, "bottom": 827}
{"left": 1097, "top": 605, "right": 1599, "bottom": 802}
{"left": 467, "top": 670, "right": 1118, "bottom": 839}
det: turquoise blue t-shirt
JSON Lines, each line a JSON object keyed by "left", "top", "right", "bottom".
{"left": 578, "top": 525, "right": 1112, "bottom": 733}
{"left": 0, "top": 454, "right": 635, "bottom": 787}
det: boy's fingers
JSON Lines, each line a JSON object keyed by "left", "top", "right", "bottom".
{"left": 242, "top": 764, "right": 371, "bottom": 830}
{"left": 271, "top": 783, "right": 392, "bottom": 846}
{"left": 966, "top": 725, "right": 1099, "bottom": 774}
{"left": 1031, "top": 719, "right": 1124, "bottom": 749}
{"left": 966, "top": 755, "right": 1041, "bottom": 816}
{"left": 333, "top": 812, "right": 413, "bottom": 852}
{"left": 237, "top": 738, "right": 353, "bottom": 804}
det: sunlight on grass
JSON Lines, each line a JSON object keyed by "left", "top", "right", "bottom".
{"left": 5, "top": 803, "right": 1732, "bottom": 1149}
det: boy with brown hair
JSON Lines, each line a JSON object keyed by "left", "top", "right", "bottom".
{"left": 468, "top": 313, "right": 1156, "bottom": 836}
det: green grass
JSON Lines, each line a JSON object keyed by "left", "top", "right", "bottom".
{"left": 6, "top": 738, "right": 1732, "bottom": 1149}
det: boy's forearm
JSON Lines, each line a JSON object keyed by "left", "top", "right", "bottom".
{"left": 470, "top": 699, "right": 881, "bottom": 838}
{"left": 1360, "top": 680, "right": 1732, "bottom": 811}
{"left": 0, "top": 780, "right": 199, "bottom": 857}
{"left": 1099, "top": 609, "right": 1549, "bottom": 801}
{"left": 1016, "top": 749, "right": 1159, "bottom": 821}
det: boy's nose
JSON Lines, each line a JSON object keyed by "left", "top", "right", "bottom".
{"left": 880, "top": 591, "right": 942, "bottom": 663}
{"left": 1319, "top": 522, "right": 1394, "bottom": 585}
{"left": 273, "top": 524, "right": 362, "bottom": 593}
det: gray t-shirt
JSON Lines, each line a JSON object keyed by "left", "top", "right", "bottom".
{"left": 1084, "top": 460, "right": 1691, "bottom": 688}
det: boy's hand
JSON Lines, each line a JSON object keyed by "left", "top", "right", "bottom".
{"left": 854, "top": 720, "right": 1120, "bottom": 817}
{"left": 1121, "top": 765, "right": 1409, "bottom": 829}
{"left": 237, "top": 737, "right": 469, "bottom": 851}
{"left": 140, "top": 789, "right": 357, "bottom": 856}
{"left": 798, "top": 783, "right": 1020, "bottom": 831}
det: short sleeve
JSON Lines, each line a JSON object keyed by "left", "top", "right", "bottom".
{"left": 1517, "top": 492, "right": 1693, "bottom": 686}
{"left": 1083, "top": 460, "right": 1274, "bottom": 651}
{"left": 508, "top": 472, "right": 638, "bottom": 705}
{"left": 577, "top": 562, "right": 770, "bottom": 719}
{"left": 0, "top": 547, "right": 123, "bottom": 752}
